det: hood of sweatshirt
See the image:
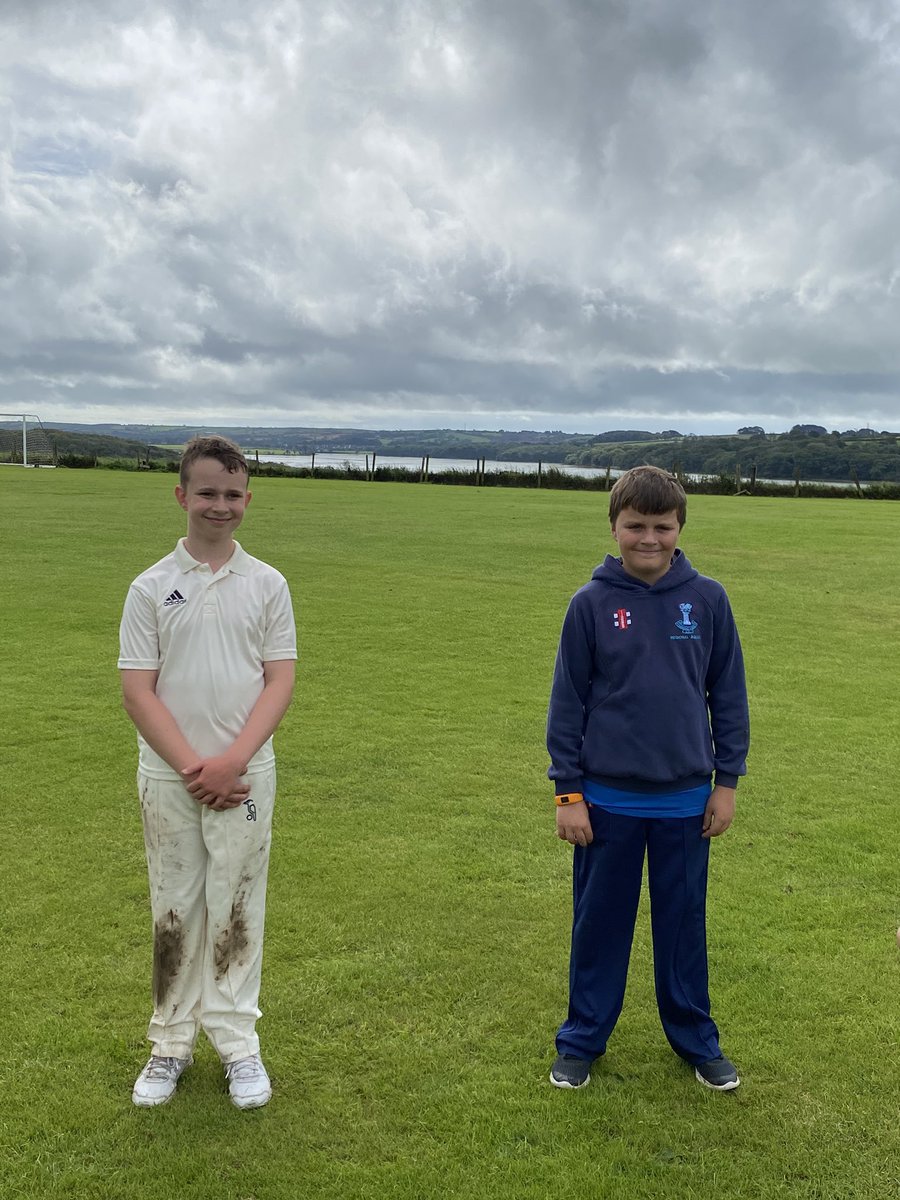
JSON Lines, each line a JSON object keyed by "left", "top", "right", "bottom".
{"left": 590, "top": 548, "right": 699, "bottom": 594}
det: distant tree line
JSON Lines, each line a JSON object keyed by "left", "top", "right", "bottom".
{"left": 44, "top": 429, "right": 172, "bottom": 462}
{"left": 571, "top": 428, "right": 900, "bottom": 482}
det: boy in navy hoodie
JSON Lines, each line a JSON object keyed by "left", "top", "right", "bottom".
{"left": 547, "top": 466, "right": 749, "bottom": 1091}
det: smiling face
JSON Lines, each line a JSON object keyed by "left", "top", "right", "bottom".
{"left": 611, "top": 506, "right": 681, "bottom": 585}
{"left": 175, "top": 456, "right": 251, "bottom": 546}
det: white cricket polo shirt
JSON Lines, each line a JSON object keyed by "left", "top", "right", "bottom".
{"left": 118, "top": 538, "right": 297, "bottom": 780}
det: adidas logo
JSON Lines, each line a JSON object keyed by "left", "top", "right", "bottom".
{"left": 163, "top": 590, "right": 187, "bottom": 607}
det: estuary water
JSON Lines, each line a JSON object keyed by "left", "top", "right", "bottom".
{"left": 256, "top": 452, "right": 614, "bottom": 478}
{"left": 254, "top": 453, "right": 863, "bottom": 489}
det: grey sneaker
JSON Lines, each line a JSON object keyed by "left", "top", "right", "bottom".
{"left": 694, "top": 1055, "right": 740, "bottom": 1091}
{"left": 132, "top": 1055, "right": 192, "bottom": 1107}
{"left": 225, "top": 1054, "right": 272, "bottom": 1109}
{"left": 550, "top": 1053, "right": 592, "bottom": 1089}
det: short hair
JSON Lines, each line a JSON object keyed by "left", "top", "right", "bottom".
{"left": 609, "top": 465, "right": 687, "bottom": 528}
{"left": 179, "top": 435, "right": 249, "bottom": 487}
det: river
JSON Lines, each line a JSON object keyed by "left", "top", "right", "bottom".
{"left": 254, "top": 452, "right": 866, "bottom": 489}
{"left": 255, "top": 452, "right": 613, "bottom": 478}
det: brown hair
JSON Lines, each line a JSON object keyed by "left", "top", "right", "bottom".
{"left": 179, "top": 435, "right": 249, "bottom": 487}
{"left": 608, "top": 465, "right": 687, "bottom": 528}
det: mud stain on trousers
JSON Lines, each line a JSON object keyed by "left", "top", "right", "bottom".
{"left": 152, "top": 909, "right": 185, "bottom": 1008}
{"left": 214, "top": 882, "right": 251, "bottom": 981}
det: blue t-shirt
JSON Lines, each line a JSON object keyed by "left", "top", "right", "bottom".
{"left": 583, "top": 778, "right": 711, "bottom": 818}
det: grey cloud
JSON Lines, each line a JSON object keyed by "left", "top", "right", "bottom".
{"left": 3, "top": 0, "right": 900, "bottom": 433}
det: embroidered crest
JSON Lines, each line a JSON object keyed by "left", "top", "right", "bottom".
{"left": 674, "top": 602, "right": 698, "bottom": 634}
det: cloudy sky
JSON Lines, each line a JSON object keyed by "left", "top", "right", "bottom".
{"left": 4, "top": 0, "right": 900, "bottom": 435}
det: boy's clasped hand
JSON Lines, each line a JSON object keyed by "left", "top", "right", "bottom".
{"left": 181, "top": 756, "right": 250, "bottom": 810}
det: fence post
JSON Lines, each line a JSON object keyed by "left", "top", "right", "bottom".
{"left": 794, "top": 466, "right": 801, "bottom": 497}
{"left": 605, "top": 465, "right": 612, "bottom": 490}
{"left": 537, "top": 460, "right": 542, "bottom": 488}
{"left": 371, "top": 451, "right": 377, "bottom": 480}
{"left": 310, "top": 451, "right": 315, "bottom": 478}
{"left": 425, "top": 455, "right": 429, "bottom": 481}
{"left": 850, "top": 466, "right": 862, "bottom": 497}
{"left": 734, "top": 462, "right": 741, "bottom": 492}
{"left": 749, "top": 464, "right": 757, "bottom": 493}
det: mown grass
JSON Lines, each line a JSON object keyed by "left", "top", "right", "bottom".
{"left": 2, "top": 470, "right": 899, "bottom": 1200}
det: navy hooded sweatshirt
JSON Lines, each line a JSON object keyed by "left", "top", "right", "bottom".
{"left": 547, "top": 550, "right": 749, "bottom": 797}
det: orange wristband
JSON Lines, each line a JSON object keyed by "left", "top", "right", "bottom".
{"left": 555, "top": 792, "right": 584, "bottom": 806}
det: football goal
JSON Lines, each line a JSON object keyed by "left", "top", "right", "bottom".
{"left": 0, "top": 414, "right": 56, "bottom": 467}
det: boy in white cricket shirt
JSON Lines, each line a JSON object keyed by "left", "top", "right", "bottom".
{"left": 119, "top": 435, "right": 296, "bottom": 1109}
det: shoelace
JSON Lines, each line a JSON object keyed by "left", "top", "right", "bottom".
{"left": 226, "top": 1056, "right": 263, "bottom": 1082}
{"left": 143, "top": 1056, "right": 181, "bottom": 1079}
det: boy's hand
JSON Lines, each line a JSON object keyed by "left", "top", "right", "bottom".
{"left": 219, "top": 779, "right": 252, "bottom": 810}
{"left": 702, "top": 785, "right": 736, "bottom": 838}
{"left": 556, "top": 801, "right": 593, "bottom": 847}
{"left": 193, "top": 780, "right": 252, "bottom": 812}
{"left": 182, "top": 755, "right": 247, "bottom": 809}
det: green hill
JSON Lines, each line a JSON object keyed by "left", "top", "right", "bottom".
{"left": 570, "top": 428, "right": 900, "bottom": 482}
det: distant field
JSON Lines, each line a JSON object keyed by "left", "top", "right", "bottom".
{"left": 2, "top": 469, "right": 899, "bottom": 1200}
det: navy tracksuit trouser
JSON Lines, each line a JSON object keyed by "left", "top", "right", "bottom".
{"left": 555, "top": 805, "right": 722, "bottom": 1065}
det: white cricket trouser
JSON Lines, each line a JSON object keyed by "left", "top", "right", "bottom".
{"left": 137, "top": 767, "right": 276, "bottom": 1063}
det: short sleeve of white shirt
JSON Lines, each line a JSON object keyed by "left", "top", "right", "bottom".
{"left": 262, "top": 577, "right": 298, "bottom": 662}
{"left": 119, "top": 583, "right": 163, "bottom": 670}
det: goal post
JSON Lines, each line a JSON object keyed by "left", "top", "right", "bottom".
{"left": 0, "top": 414, "right": 56, "bottom": 467}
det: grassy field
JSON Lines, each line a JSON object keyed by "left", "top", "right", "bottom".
{"left": 2, "top": 469, "right": 899, "bottom": 1200}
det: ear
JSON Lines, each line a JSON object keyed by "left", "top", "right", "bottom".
{"left": 244, "top": 490, "right": 252, "bottom": 507}
{"left": 175, "top": 484, "right": 188, "bottom": 511}
{"left": 610, "top": 523, "right": 618, "bottom": 541}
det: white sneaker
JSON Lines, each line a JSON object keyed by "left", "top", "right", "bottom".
{"left": 225, "top": 1054, "right": 272, "bottom": 1110}
{"left": 132, "top": 1055, "right": 192, "bottom": 1107}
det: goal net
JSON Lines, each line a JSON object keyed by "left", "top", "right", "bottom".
{"left": 0, "top": 415, "right": 56, "bottom": 466}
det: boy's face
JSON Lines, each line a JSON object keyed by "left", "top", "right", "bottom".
{"left": 611, "top": 506, "right": 681, "bottom": 585}
{"left": 175, "top": 457, "right": 251, "bottom": 542}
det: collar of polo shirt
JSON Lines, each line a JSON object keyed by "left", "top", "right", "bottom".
{"left": 173, "top": 537, "right": 251, "bottom": 575}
